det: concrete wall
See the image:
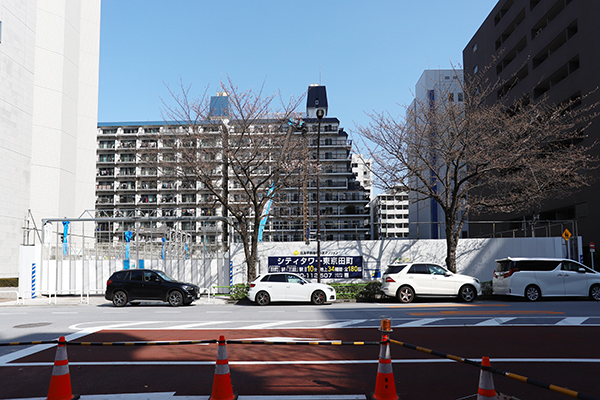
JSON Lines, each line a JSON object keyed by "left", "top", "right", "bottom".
{"left": 230, "top": 237, "right": 571, "bottom": 284}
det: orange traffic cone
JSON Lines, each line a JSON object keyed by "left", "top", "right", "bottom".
{"left": 209, "top": 335, "right": 237, "bottom": 400}
{"left": 477, "top": 356, "right": 496, "bottom": 399}
{"left": 370, "top": 334, "right": 399, "bottom": 400}
{"left": 47, "top": 336, "right": 79, "bottom": 400}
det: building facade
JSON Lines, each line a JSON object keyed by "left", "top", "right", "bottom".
{"left": 0, "top": 0, "right": 101, "bottom": 277}
{"left": 463, "top": 0, "right": 600, "bottom": 252}
{"left": 407, "top": 69, "right": 466, "bottom": 239}
{"left": 95, "top": 86, "right": 371, "bottom": 244}
{"left": 372, "top": 188, "right": 410, "bottom": 239}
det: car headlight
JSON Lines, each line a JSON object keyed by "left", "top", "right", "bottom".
{"left": 327, "top": 287, "right": 335, "bottom": 292}
{"left": 182, "top": 285, "right": 195, "bottom": 292}
{"left": 474, "top": 278, "right": 480, "bottom": 284}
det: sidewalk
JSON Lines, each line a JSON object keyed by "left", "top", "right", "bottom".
{"left": 0, "top": 288, "right": 230, "bottom": 307}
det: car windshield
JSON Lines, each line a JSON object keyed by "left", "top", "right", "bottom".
{"left": 156, "top": 270, "right": 176, "bottom": 282}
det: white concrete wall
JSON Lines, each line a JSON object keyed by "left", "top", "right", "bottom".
{"left": 230, "top": 237, "right": 570, "bottom": 284}
{"left": 22, "top": 237, "right": 572, "bottom": 296}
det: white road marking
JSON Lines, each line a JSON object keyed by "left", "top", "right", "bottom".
{"left": 321, "top": 320, "right": 368, "bottom": 328}
{"left": 397, "top": 318, "right": 443, "bottom": 327}
{"left": 556, "top": 317, "right": 589, "bottom": 325}
{"left": 0, "top": 330, "right": 98, "bottom": 366}
{"left": 168, "top": 321, "right": 233, "bottom": 329}
{"left": 475, "top": 317, "right": 517, "bottom": 326}
{"left": 6, "top": 358, "right": 600, "bottom": 368}
{"left": 242, "top": 320, "right": 303, "bottom": 329}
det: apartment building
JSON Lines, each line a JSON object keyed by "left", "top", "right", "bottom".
{"left": 95, "top": 86, "right": 371, "bottom": 244}
{"left": 372, "top": 188, "right": 410, "bottom": 239}
{"left": 0, "top": 1, "right": 101, "bottom": 277}
{"left": 463, "top": 0, "right": 600, "bottom": 248}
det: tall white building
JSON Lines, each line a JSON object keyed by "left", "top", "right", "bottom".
{"left": 0, "top": 0, "right": 101, "bottom": 277}
{"left": 408, "top": 69, "right": 465, "bottom": 239}
{"left": 373, "top": 187, "right": 410, "bottom": 239}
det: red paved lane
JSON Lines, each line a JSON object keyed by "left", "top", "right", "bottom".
{"left": 2, "top": 327, "right": 600, "bottom": 399}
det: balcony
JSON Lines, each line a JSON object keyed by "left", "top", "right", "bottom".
{"left": 98, "top": 169, "right": 114, "bottom": 177}
{"left": 96, "top": 183, "right": 114, "bottom": 191}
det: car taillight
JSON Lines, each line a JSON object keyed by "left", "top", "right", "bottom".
{"left": 504, "top": 268, "right": 519, "bottom": 278}
{"left": 250, "top": 283, "right": 256, "bottom": 288}
{"left": 106, "top": 280, "right": 113, "bottom": 286}
{"left": 385, "top": 277, "right": 395, "bottom": 283}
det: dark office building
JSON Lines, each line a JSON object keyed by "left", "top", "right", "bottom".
{"left": 463, "top": 0, "right": 600, "bottom": 254}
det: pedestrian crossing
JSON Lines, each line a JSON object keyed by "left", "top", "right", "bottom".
{"left": 69, "top": 316, "right": 600, "bottom": 331}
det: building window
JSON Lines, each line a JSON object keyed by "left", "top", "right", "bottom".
{"left": 457, "top": 92, "right": 464, "bottom": 102}
{"left": 472, "top": 43, "right": 477, "bottom": 53}
{"left": 473, "top": 65, "right": 479, "bottom": 74}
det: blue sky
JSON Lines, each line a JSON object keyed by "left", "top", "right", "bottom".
{"left": 98, "top": 0, "right": 497, "bottom": 136}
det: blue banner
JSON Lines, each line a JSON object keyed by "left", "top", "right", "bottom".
{"left": 124, "top": 230, "right": 133, "bottom": 260}
{"left": 62, "top": 221, "right": 70, "bottom": 256}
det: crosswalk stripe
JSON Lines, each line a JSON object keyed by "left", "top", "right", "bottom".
{"left": 475, "top": 317, "right": 517, "bottom": 326}
{"left": 556, "top": 317, "right": 589, "bottom": 325}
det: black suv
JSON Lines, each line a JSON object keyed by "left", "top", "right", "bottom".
{"left": 105, "top": 269, "right": 200, "bottom": 307}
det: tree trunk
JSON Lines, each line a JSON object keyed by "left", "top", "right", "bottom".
{"left": 444, "top": 215, "right": 459, "bottom": 273}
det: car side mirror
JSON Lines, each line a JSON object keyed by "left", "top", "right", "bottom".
{"left": 154, "top": 276, "right": 161, "bottom": 282}
{"left": 445, "top": 272, "right": 452, "bottom": 277}
{"left": 578, "top": 268, "right": 586, "bottom": 273}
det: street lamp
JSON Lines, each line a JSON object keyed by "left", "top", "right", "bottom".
{"left": 316, "top": 108, "right": 324, "bottom": 283}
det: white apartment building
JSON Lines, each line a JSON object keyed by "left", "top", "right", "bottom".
{"left": 372, "top": 188, "right": 410, "bottom": 239}
{"left": 408, "top": 69, "right": 465, "bottom": 239}
{"left": 0, "top": 0, "right": 101, "bottom": 277}
{"left": 95, "top": 86, "right": 371, "bottom": 244}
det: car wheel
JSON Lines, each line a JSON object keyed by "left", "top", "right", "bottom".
{"left": 590, "top": 284, "right": 600, "bottom": 301}
{"left": 311, "top": 290, "right": 326, "bottom": 305}
{"left": 112, "top": 290, "right": 128, "bottom": 307}
{"left": 525, "top": 285, "right": 541, "bottom": 302}
{"left": 397, "top": 286, "right": 415, "bottom": 303}
{"left": 256, "top": 291, "right": 270, "bottom": 306}
{"left": 459, "top": 285, "right": 476, "bottom": 302}
{"left": 168, "top": 290, "right": 184, "bottom": 307}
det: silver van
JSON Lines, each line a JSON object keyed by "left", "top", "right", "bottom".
{"left": 493, "top": 257, "right": 600, "bottom": 301}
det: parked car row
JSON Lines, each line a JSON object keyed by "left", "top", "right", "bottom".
{"left": 105, "top": 257, "right": 600, "bottom": 307}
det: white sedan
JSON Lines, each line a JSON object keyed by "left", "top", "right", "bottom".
{"left": 381, "top": 262, "right": 481, "bottom": 303}
{"left": 247, "top": 272, "right": 337, "bottom": 305}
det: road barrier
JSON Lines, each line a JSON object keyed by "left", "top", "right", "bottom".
{"left": 3, "top": 319, "right": 599, "bottom": 400}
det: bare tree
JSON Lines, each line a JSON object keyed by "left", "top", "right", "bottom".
{"left": 357, "top": 71, "right": 598, "bottom": 272}
{"left": 156, "top": 77, "right": 305, "bottom": 280}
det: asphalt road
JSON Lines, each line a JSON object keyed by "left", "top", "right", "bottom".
{"left": 1, "top": 297, "right": 600, "bottom": 399}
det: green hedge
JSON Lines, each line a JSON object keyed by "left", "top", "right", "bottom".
{"left": 229, "top": 283, "right": 250, "bottom": 300}
{"left": 227, "top": 281, "right": 383, "bottom": 301}
{"left": 329, "top": 281, "right": 383, "bottom": 301}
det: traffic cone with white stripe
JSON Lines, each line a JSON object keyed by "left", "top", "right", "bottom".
{"left": 47, "top": 336, "right": 79, "bottom": 400}
{"left": 370, "top": 333, "right": 399, "bottom": 400}
{"left": 209, "top": 335, "right": 237, "bottom": 400}
{"left": 477, "top": 356, "right": 497, "bottom": 399}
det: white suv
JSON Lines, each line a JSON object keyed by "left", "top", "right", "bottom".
{"left": 381, "top": 263, "right": 481, "bottom": 303}
{"left": 493, "top": 257, "right": 600, "bottom": 301}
